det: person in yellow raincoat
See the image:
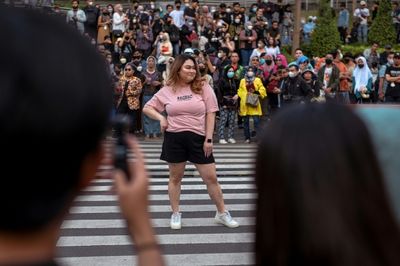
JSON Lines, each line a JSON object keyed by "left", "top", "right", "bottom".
{"left": 238, "top": 67, "right": 267, "bottom": 143}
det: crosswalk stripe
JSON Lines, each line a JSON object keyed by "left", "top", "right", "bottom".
{"left": 70, "top": 204, "right": 255, "bottom": 214}
{"left": 58, "top": 140, "right": 256, "bottom": 265}
{"left": 75, "top": 193, "right": 257, "bottom": 202}
{"left": 57, "top": 252, "right": 255, "bottom": 266}
{"left": 57, "top": 232, "right": 254, "bottom": 247}
{"left": 61, "top": 217, "right": 255, "bottom": 229}
{"left": 83, "top": 184, "right": 255, "bottom": 192}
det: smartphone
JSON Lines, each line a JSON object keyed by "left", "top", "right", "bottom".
{"left": 113, "top": 115, "right": 131, "bottom": 180}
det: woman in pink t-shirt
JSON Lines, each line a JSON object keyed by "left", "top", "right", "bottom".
{"left": 143, "top": 55, "right": 239, "bottom": 230}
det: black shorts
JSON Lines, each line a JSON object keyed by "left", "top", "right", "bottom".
{"left": 160, "top": 131, "right": 215, "bottom": 164}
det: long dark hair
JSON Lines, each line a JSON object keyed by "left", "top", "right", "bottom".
{"left": 255, "top": 104, "right": 400, "bottom": 266}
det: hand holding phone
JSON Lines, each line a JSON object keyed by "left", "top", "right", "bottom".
{"left": 113, "top": 115, "right": 131, "bottom": 179}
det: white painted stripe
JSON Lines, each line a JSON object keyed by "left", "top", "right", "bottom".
{"left": 96, "top": 170, "right": 254, "bottom": 176}
{"left": 75, "top": 193, "right": 257, "bottom": 202}
{"left": 141, "top": 153, "right": 255, "bottom": 158}
{"left": 57, "top": 233, "right": 254, "bottom": 247}
{"left": 91, "top": 177, "right": 254, "bottom": 184}
{"left": 69, "top": 204, "right": 255, "bottom": 214}
{"left": 57, "top": 253, "right": 254, "bottom": 266}
{"left": 61, "top": 217, "right": 255, "bottom": 229}
{"left": 83, "top": 184, "right": 255, "bottom": 192}
{"left": 145, "top": 164, "right": 253, "bottom": 170}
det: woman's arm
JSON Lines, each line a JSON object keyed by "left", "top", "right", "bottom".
{"left": 203, "top": 112, "right": 215, "bottom": 157}
{"left": 143, "top": 106, "right": 168, "bottom": 132}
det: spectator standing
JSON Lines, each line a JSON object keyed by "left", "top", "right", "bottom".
{"left": 363, "top": 42, "right": 380, "bottom": 68}
{"left": 317, "top": 53, "right": 340, "bottom": 102}
{"left": 163, "top": 15, "right": 181, "bottom": 56}
{"left": 281, "top": 5, "right": 293, "bottom": 45}
{"left": 142, "top": 56, "right": 162, "bottom": 140}
{"left": 384, "top": 52, "right": 400, "bottom": 103}
{"left": 240, "top": 22, "right": 257, "bottom": 66}
{"left": 282, "top": 63, "right": 312, "bottom": 105}
{"left": 380, "top": 44, "right": 393, "bottom": 66}
{"left": 66, "top": 0, "right": 86, "bottom": 34}
{"left": 353, "top": 56, "right": 373, "bottom": 103}
{"left": 97, "top": 7, "right": 111, "bottom": 44}
{"left": 238, "top": 67, "right": 267, "bottom": 143}
{"left": 265, "top": 37, "right": 280, "bottom": 58}
{"left": 353, "top": 1, "right": 370, "bottom": 43}
{"left": 250, "top": 8, "right": 268, "bottom": 42}
{"left": 217, "top": 67, "right": 239, "bottom": 144}
{"left": 378, "top": 51, "right": 394, "bottom": 101}
{"left": 250, "top": 40, "right": 267, "bottom": 61}
{"left": 266, "top": 21, "right": 281, "bottom": 45}
{"left": 170, "top": 1, "right": 185, "bottom": 29}
{"left": 116, "top": 63, "right": 143, "bottom": 133}
{"left": 112, "top": 4, "right": 129, "bottom": 40}
{"left": 392, "top": 3, "right": 400, "bottom": 42}
{"left": 337, "top": 3, "right": 349, "bottom": 44}
{"left": 333, "top": 50, "right": 350, "bottom": 104}
{"left": 136, "top": 23, "right": 154, "bottom": 58}
{"left": 83, "top": 0, "right": 99, "bottom": 42}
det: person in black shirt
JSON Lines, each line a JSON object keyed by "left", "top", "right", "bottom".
{"left": 282, "top": 63, "right": 312, "bottom": 104}
{"left": 83, "top": 0, "right": 100, "bottom": 42}
{"left": 384, "top": 53, "right": 400, "bottom": 103}
{"left": 0, "top": 8, "right": 164, "bottom": 266}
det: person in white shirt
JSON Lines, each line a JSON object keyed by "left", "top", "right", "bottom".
{"left": 66, "top": 0, "right": 86, "bottom": 34}
{"left": 353, "top": 0, "right": 370, "bottom": 43}
{"left": 169, "top": 0, "right": 185, "bottom": 29}
{"left": 112, "top": 4, "right": 128, "bottom": 39}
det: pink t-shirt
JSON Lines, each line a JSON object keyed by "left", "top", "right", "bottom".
{"left": 145, "top": 83, "right": 219, "bottom": 136}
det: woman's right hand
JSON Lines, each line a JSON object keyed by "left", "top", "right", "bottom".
{"left": 160, "top": 116, "right": 168, "bottom": 132}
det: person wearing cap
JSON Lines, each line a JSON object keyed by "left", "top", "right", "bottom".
{"left": 317, "top": 52, "right": 340, "bottom": 102}
{"left": 353, "top": 0, "right": 370, "bottom": 43}
{"left": 384, "top": 52, "right": 400, "bottom": 103}
{"left": 237, "top": 67, "right": 267, "bottom": 143}
{"left": 282, "top": 63, "right": 312, "bottom": 105}
{"left": 337, "top": 3, "right": 349, "bottom": 44}
{"left": 302, "top": 69, "right": 323, "bottom": 102}
{"left": 239, "top": 22, "right": 258, "bottom": 66}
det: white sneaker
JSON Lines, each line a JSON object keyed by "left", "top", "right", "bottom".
{"left": 227, "top": 138, "right": 236, "bottom": 144}
{"left": 170, "top": 212, "right": 182, "bottom": 230}
{"left": 215, "top": 211, "right": 239, "bottom": 228}
{"left": 219, "top": 139, "right": 228, "bottom": 144}
{"left": 244, "top": 139, "right": 250, "bottom": 144}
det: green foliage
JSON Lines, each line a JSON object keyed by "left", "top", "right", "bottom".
{"left": 368, "top": 0, "right": 396, "bottom": 45}
{"left": 309, "top": 0, "right": 341, "bottom": 56}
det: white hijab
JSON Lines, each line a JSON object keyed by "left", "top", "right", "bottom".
{"left": 353, "top": 56, "right": 372, "bottom": 92}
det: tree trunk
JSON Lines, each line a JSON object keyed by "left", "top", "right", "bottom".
{"left": 292, "top": 0, "right": 302, "bottom": 56}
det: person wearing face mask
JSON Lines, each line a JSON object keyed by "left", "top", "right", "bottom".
{"left": 352, "top": 56, "right": 373, "bottom": 103}
{"left": 378, "top": 51, "right": 395, "bottom": 102}
{"left": 238, "top": 67, "right": 267, "bottom": 143}
{"left": 213, "top": 47, "right": 231, "bottom": 88}
{"left": 250, "top": 40, "right": 267, "bottom": 61}
{"left": 282, "top": 63, "right": 312, "bottom": 105}
{"left": 217, "top": 68, "right": 239, "bottom": 144}
{"left": 169, "top": 0, "right": 185, "bottom": 29}
{"left": 228, "top": 14, "right": 243, "bottom": 47}
{"left": 97, "top": 7, "right": 111, "bottom": 44}
{"left": 239, "top": 22, "right": 258, "bottom": 66}
{"left": 317, "top": 53, "right": 340, "bottom": 102}
{"left": 83, "top": 0, "right": 99, "bottom": 42}
{"left": 66, "top": 0, "right": 87, "bottom": 34}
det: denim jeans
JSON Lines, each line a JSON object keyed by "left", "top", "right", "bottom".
{"left": 240, "top": 49, "right": 253, "bottom": 67}
{"left": 142, "top": 95, "right": 160, "bottom": 135}
{"left": 243, "top": 115, "right": 260, "bottom": 140}
{"left": 358, "top": 24, "right": 368, "bottom": 43}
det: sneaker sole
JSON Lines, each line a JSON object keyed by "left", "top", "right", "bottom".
{"left": 170, "top": 223, "right": 182, "bottom": 230}
{"left": 215, "top": 218, "right": 240, "bottom": 228}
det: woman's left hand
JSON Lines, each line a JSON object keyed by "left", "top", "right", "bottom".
{"left": 203, "top": 141, "right": 213, "bottom": 158}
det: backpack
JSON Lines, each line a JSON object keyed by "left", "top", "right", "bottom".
{"left": 169, "top": 27, "right": 180, "bottom": 43}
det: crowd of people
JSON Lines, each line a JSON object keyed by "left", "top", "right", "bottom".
{"left": 54, "top": 0, "right": 400, "bottom": 143}
{"left": 2, "top": 6, "right": 400, "bottom": 266}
